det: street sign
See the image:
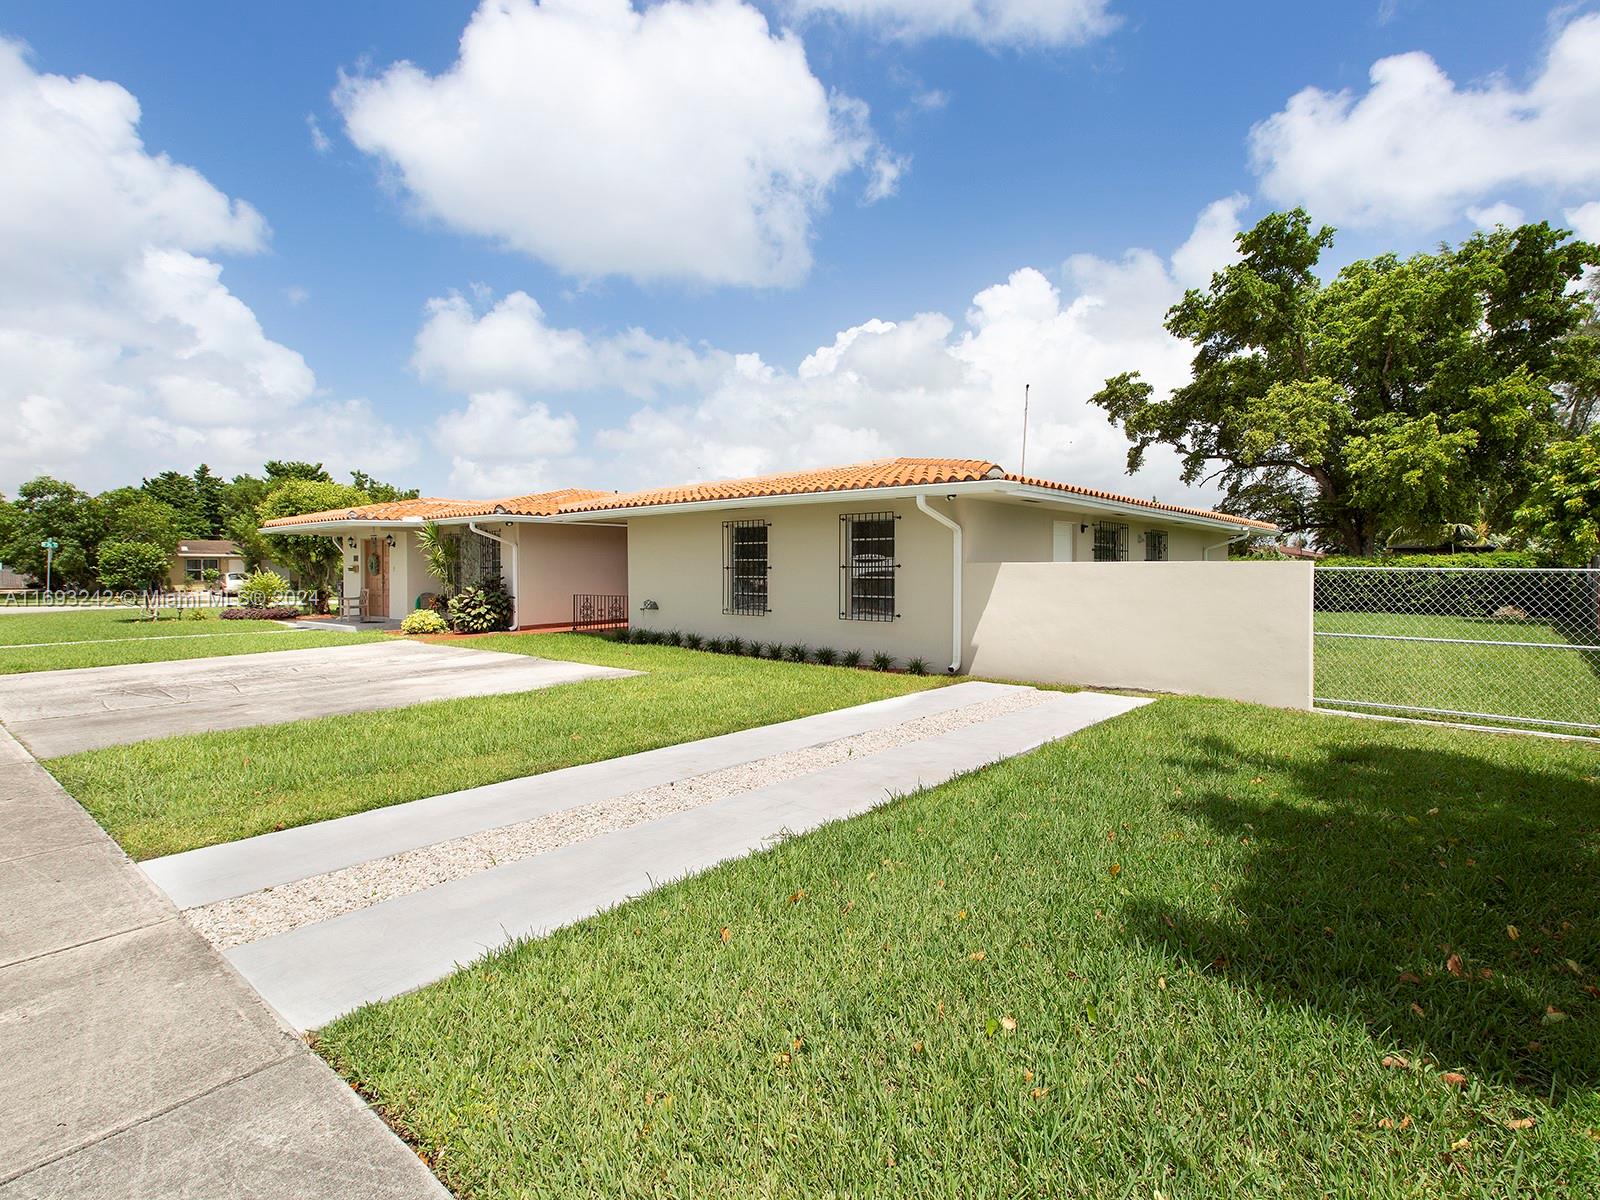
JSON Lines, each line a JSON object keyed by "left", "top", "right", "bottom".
{"left": 41, "top": 537, "right": 59, "bottom": 593}
{"left": 40, "top": 538, "right": 59, "bottom": 550}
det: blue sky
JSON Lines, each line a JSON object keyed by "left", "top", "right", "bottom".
{"left": 1, "top": 0, "right": 1596, "bottom": 502}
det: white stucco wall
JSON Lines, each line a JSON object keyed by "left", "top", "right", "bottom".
{"left": 625, "top": 498, "right": 959, "bottom": 666}
{"left": 954, "top": 498, "right": 1219, "bottom": 563}
{"left": 962, "top": 560, "right": 1314, "bottom": 708}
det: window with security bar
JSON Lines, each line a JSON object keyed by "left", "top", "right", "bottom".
{"left": 722, "top": 520, "right": 769, "bottom": 615}
{"left": 840, "top": 512, "right": 897, "bottom": 621}
{"left": 1145, "top": 530, "right": 1168, "bottom": 561}
{"left": 1093, "top": 521, "right": 1129, "bottom": 562}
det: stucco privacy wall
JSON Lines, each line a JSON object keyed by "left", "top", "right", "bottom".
{"left": 514, "top": 523, "right": 628, "bottom": 627}
{"left": 963, "top": 561, "right": 1314, "bottom": 708}
{"left": 626, "top": 498, "right": 957, "bottom": 663}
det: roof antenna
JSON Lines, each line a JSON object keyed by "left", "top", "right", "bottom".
{"left": 1019, "top": 383, "right": 1031, "bottom": 476}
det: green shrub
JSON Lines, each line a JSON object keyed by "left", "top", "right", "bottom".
{"left": 1319, "top": 551, "right": 1542, "bottom": 569}
{"left": 871, "top": 652, "right": 894, "bottom": 672}
{"left": 682, "top": 632, "right": 704, "bottom": 650}
{"left": 840, "top": 649, "right": 863, "bottom": 668}
{"left": 706, "top": 637, "right": 727, "bottom": 654}
{"left": 661, "top": 630, "right": 682, "bottom": 647}
{"left": 813, "top": 646, "right": 837, "bottom": 665}
{"left": 725, "top": 637, "right": 745, "bottom": 656}
{"left": 400, "top": 610, "right": 449, "bottom": 635}
{"left": 906, "top": 656, "right": 929, "bottom": 676}
{"left": 448, "top": 578, "right": 514, "bottom": 634}
{"left": 747, "top": 641, "right": 769, "bottom": 658}
{"left": 785, "top": 642, "right": 809, "bottom": 663}
{"left": 238, "top": 569, "right": 288, "bottom": 608}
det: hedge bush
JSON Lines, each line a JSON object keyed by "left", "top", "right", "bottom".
{"left": 400, "top": 610, "right": 449, "bottom": 635}
{"left": 1315, "top": 551, "right": 1592, "bottom": 625}
{"left": 222, "top": 605, "right": 301, "bottom": 621}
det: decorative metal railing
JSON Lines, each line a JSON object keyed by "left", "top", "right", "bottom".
{"left": 572, "top": 593, "right": 628, "bottom": 632}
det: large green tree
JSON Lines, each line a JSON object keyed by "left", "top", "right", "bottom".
{"left": 257, "top": 478, "right": 371, "bottom": 597}
{"left": 100, "top": 488, "right": 184, "bottom": 549}
{"left": 1090, "top": 211, "right": 1600, "bottom": 554}
{"left": 1514, "top": 431, "right": 1600, "bottom": 565}
{"left": 3, "top": 477, "right": 105, "bottom": 587}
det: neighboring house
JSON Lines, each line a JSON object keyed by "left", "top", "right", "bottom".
{"left": 546, "top": 458, "right": 1278, "bottom": 671}
{"left": 259, "top": 490, "right": 627, "bottom": 626}
{"left": 173, "top": 540, "right": 248, "bottom": 587}
{"left": 0, "top": 565, "right": 30, "bottom": 593}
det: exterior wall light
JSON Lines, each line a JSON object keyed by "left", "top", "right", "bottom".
{"left": 641, "top": 599, "right": 659, "bottom": 610}
{"left": 385, "top": 534, "right": 397, "bottom": 548}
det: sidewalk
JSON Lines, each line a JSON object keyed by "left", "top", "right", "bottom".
{"left": 0, "top": 726, "right": 447, "bottom": 1199}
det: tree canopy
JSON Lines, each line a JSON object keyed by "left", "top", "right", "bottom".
{"left": 1090, "top": 210, "right": 1600, "bottom": 554}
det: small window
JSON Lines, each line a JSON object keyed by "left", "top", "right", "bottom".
{"left": 1145, "top": 530, "right": 1168, "bottom": 561}
{"left": 840, "top": 512, "right": 897, "bottom": 621}
{"left": 184, "top": 557, "right": 220, "bottom": 581}
{"left": 723, "top": 520, "right": 769, "bottom": 615}
{"left": 1093, "top": 522, "right": 1128, "bottom": 562}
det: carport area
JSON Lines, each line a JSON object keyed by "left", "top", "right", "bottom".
{"left": 0, "top": 640, "right": 636, "bottom": 757}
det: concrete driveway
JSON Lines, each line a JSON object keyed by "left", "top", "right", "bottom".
{"left": 0, "top": 640, "right": 636, "bottom": 758}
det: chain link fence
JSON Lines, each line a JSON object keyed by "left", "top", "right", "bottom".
{"left": 1313, "top": 566, "right": 1600, "bottom": 735}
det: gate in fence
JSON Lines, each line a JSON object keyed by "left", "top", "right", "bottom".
{"left": 1313, "top": 566, "right": 1600, "bottom": 736}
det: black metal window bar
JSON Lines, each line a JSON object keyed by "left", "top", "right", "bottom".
{"left": 1093, "top": 521, "right": 1129, "bottom": 562}
{"left": 840, "top": 512, "right": 898, "bottom": 621}
{"left": 723, "top": 520, "right": 770, "bottom": 615}
{"left": 571, "top": 593, "right": 628, "bottom": 632}
{"left": 1145, "top": 530, "right": 1168, "bottom": 561}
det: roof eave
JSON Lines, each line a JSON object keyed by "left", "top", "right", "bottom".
{"left": 544, "top": 478, "right": 1273, "bottom": 532}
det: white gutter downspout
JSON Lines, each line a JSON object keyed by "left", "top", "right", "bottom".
{"left": 1204, "top": 529, "right": 1253, "bottom": 561}
{"left": 467, "top": 522, "right": 518, "bottom": 629}
{"left": 915, "top": 496, "right": 963, "bottom": 674}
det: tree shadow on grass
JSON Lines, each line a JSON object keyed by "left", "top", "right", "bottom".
{"left": 1122, "top": 733, "right": 1600, "bottom": 1101}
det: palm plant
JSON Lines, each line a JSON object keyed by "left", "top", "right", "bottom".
{"left": 871, "top": 652, "right": 894, "bottom": 672}
{"left": 418, "top": 521, "right": 461, "bottom": 597}
{"left": 726, "top": 637, "right": 745, "bottom": 656}
{"left": 785, "top": 642, "right": 810, "bottom": 663}
{"left": 813, "top": 646, "right": 837, "bottom": 665}
{"left": 840, "top": 649, "right": 863, "bottom": 669}
{"left": 906, "top": 656, "right": 929, "bottom": 676}
{"left": 683, "top": 632, "right": 704, "bottom": 650}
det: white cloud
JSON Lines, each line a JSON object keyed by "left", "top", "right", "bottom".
{"left": 306, "top": 114, "right": 331, "bottom": 154}
{"left": 422, "top": 199, "right": 1247, "bottom": 502}
{"left": 0, "top": 39, "right": 415, "bottom": 492}
{"left": 1566, "top": 200, "right": 1600, "bottom": 243}
{"left": 789, "top": 0, "right": 1117, "bottom": 47}
{"left": 1465, "top": 201, "right": 1525, "bottom": 230}
{"left": 1249, "top": 12, "right": 1600, "bottom": 228}
{"left": 337, "top": 0, "right": 890, "bottom": 287}
{"left": 412, "top": 291, "right": 730, "bottom": 400}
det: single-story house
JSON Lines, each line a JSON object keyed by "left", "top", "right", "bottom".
{"left": 173, "top": 539, "right": 248, "bottom": 587}
{"left": 260, "top": 489, "right": 628, "bottom": 627}
{"left": 544, "top": 458, "right": 1280, "bottom": 672}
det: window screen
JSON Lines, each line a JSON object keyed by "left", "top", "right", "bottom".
{"left": 723, "top": 520, "right": 769, "bottom": 615}
{"left": 1093, "top": 521, "right": 1129, "bottom": 562}
{"left": 1145, "top": 530, "right": 1168, "bottom": 561}
{"left": 840, "top": 512, "right": 897, "bottom": 621}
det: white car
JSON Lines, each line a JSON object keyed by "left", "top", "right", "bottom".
{"left": 221, "top": 571, "right": 248, "bottom": 596}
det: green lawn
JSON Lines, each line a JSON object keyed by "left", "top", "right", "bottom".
{"left": 47, "top": 633, "right": 943, "bottom": 860}
{"left": 1315, "top": 610, "right": 1600, "bottom": 733}
{"left": 0, "top": 608, "right": 383, "bottom": 674}
{"left": 315, "top": 700, "right": 1600, "bottom": 1198}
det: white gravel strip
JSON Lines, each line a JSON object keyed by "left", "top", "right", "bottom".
{"left": 187, "top": 688, "right": 1047, "bottom": 948}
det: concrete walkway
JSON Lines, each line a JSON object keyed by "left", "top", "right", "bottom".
{"left": 0, "top": 727, "right": 447, "bottom": 1199}
{"left": 0, "top": 640, "right": 636, "bottom": 758}
{"left": 144, "top": 685, "right": 1150, "bottom": 1031}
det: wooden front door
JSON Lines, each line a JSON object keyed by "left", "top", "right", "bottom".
{"left": 363, "top": 536, "right": 389, "bottom": 620}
